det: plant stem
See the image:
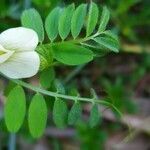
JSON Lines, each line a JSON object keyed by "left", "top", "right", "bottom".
{"left": 12, "top": 80, "right": 105, "bottom": 103}
{"left": 47, "top": 32, "right": 101, "bottom": 45}
{"left": 11, "top": 79, "right": 122, "bottom": 117}
{"left": 8, "top": 133, "right": 16, "bottom": 150}
{"left": 0, "top": 72, "right": 121, "bottom": 117}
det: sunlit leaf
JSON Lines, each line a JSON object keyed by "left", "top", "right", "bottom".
{"left": 58, "top": 4, "right": 75, "bottom": 40}
{"left": 28, "top": 94, "right": 47, "bottom": 138}
{"left": 4, "top": 86, "right": 26, "bottom": 132}
{"left": 52, "top": 43, "right": 94, "bottom": 65}
{"left": 86, "top": 2, "right": 99, "bottom": 36}
{"left": 21, "top": 8, "right": 44, "bottom": 42}
{"left": 45, "top": 7, "right": 62, "bottom": 42}
{"left": 71, "top": 4, "right": 87, "bottom": 38}
{"left": 98, "top": 6, "right": 110, "bottom": 33}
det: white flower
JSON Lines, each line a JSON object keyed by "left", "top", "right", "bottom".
{"left": 0, "top": 27, "right": 40, "bottom": 79}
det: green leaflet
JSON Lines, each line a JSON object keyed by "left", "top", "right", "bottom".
{"left": 98, "top": 6, "right": 110, "bottom": 33}
{"left": 53, "top": 98, "right": 68, "bottom": 128}
{"left": 93, "top": 35, "right": 119, "bottom": 53}
{"left": 68, "top": 102, "right": 82, "bottom": 125}
{"left": 28, "top": 94, "right": 47, "bottom": 138}
{"left": 71, "top": 4, "right": 87, "bottom": 38}
{"left": 21, "top": 8, "right": 44, "bottom": 42}
{"left": 40, "top": 67, "right": 55, "bottom": 89}
{"left": 58, "top": 4, "right": 75, "bottom": 40}
{"left": 89, "top": 104, "right": 101, "bottom": 127}
{"left": 4, "top": 86, "right": 26, "bottom": 132}
{"left": 45, "top": 7, "right": 62, "bottom": 42}
{"left": 86, "top": 2, "right": 99, "bottom": 36}
{"left": 52, "top": 43, "right": 94, "bottom": 65}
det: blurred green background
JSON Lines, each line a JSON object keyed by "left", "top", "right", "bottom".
{"left": 0, "top": 0, "right": 150, "bottom": 149}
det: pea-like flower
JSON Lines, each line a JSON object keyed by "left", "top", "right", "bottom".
{"left": 0, "top": 27, "right": 40, "bottom": 79}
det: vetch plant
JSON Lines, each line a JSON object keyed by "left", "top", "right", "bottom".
{"left": 1, "top": 2, "right": 121, "bottom": 138}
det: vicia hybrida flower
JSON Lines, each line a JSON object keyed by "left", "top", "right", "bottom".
{"left": 0, "top": 27, "right": 40, "bottom": 79}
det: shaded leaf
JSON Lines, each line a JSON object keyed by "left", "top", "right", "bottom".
{"left": 53, "top": 98, "right": 68, "bottom": 128}
{"left": 40, "top": 67, "right": 55, "bottom": 89}
{"left": 68, "top": 102, "right": 82, "bottom": 125}
{"left": 28, "top": 94, "right": 47, "bottom": 138}
{"left": 4, "top": 86, "right": 26, "bottom": 132}
{"left": 86, "top": 2, "right": 99, "bottom": 36}
{"left": 58, "top": 4, "right": 75, "bottom": 40}
{"left": 45, "top": 7, "right": 62, "bottom": 42}
{"left": 71, "top": 4, "right": 87, "bottom": 38}
{"left": 4, "top": 81, "right": 16, "bottom": 96}
{"left": 52, "top": 43, "right": 94, "bottom": 65}
{"left": 98, "top": 6, "right": 110, "bottom": 33}
{"left": 89, "top": 104, "right": 100, "bottom": 127}
{"left": 21, "top": 8, "right": 44, "bottom": 42}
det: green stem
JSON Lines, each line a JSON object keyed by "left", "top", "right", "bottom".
{"left": 11, "top": 79, "right": 122, "bottom": 117}
{"left": 8, "top": 133, "right": 16, "bottom": 150}
{"left": 48, "top": 32, "right": 101, "bottom": 45}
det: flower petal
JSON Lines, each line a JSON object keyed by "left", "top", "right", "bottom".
{"left": 0, "top": 51, "right": 40, "bottom": 79}
{"left": 0, "top": 27, "right": 38, "bottom": 51}
{"left": 0, "top": 44, "right": 14, "bottom": 64}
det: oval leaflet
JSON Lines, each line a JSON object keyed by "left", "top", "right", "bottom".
{"left": 4, "top": 86, "right": 26, "bottom": 132}
{"left": 28, "top": 94, "right": 47, "bottom": 138}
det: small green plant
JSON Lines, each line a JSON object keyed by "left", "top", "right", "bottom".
{"left": 0, "top": 2, "right": 120, "bottom": 138}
